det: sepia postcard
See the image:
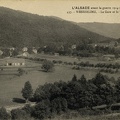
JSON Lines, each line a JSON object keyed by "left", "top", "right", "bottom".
{"left": 0, "top": 0, "right": 120, "bottom": 120}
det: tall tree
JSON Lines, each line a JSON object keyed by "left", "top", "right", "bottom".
{"left": 79, "top": 74, "right": 86, "bottom": 85}
{"left": 115, "top": 78, "right": 120, "bottom": 102}
{"left": 21, "top": 81, "right": 33, "bottom": 102}
{"left": 93, "top": 72, "right": 107, "bottom": 86}
{"left": 72, "top": 74, "right": 77, "bottom": 81}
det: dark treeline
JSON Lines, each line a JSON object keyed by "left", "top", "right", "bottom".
{"left": 2, "top": 73, "right": 120, "bottom": 120}
{"left": 2, "top": 42, "right": 116, "bottom": 58}
{"left": 73, "top": 62, "right": 120, "bottom": 70}
{"left": 1, "top": 43, "right": 119, "bottom": 58}
{"left": 31, "top": 73, "right": 120, "bottom": 119}
{"left": 37, "top": 44, "right": 118, "bottom": 57}
{"left": 33, "top": 73, "right": 119, "bottom": 109}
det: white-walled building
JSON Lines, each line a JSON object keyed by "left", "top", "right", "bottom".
{"left": 6, "top": 58, "right": 25, "bottom": 66}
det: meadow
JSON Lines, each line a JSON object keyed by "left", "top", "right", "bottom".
{"left": 0, "top": 65, "right": 98, "bottom": 106}
{"left": 31, "top": 53, "right": 120, "bottom": 64}
{"left": 0, "top": 55, "right": 120, "bottom": 107}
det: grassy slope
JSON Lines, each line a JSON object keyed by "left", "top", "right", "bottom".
{"left": 78, "top": 22, "right": 120, "bottom": 39}
{"left": 0, "top": 7, "right": 113, "bottom": 47}
{"left": 0, "top": 65, "right": 98, "bottom": 106}
{"left": 1, "top": 55, "right": 120, "bottom": 106}
{"left": 0, "top": 64, "right": 120, "bottom": 106}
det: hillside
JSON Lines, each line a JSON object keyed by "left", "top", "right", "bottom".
{"left": 78, "top": 22, "right": 120, "bottom": 39}
{"left": 0, "top": 7, "right": 114, "bottom": 47}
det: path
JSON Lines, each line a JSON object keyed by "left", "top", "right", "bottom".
{"left": 5, "top": 102, "right": 36, "bottom": 113}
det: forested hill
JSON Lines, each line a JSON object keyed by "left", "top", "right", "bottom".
{"left": 78, "top": 22, "right": 120, "bottom": 39}
{"left": 0, "top": 7, "right": 114, "bottom": 47}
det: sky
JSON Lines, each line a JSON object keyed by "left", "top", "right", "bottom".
{"left": 0, "top": 0, "right": 120, "bottom": 23}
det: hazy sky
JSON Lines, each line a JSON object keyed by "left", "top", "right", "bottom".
{"left": 0, "top": 0, "right": 120, "bottom": 23}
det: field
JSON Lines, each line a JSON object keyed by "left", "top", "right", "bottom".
{"left": 31, "top": 53, "right": 120, "bottom": 64}
{"left": 0, "top": 54, "right": 120, "bottom": 107}
{"left": 0, "top": 65, "right": 98, "bottom": 106}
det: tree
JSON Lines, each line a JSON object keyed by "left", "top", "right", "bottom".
{"left": 32, "top": 100, "right": 51, "bottom": 120}
{"left": 65, "top": 80, "right": 83, "bottom": 109}
{"left": 79, "top": 74, "right": 86, "bottom": 85}
{"left": 96, "top": 84, "right": 114, "bottom": 105}
{"left": 51, "top": 97, "right": 68, "bottom": 114}
{"left": 41, "top": 60, "right": 54, "bottom": 72}
{"left": 21, "top": 81, "right": 33, "bottom": 102}
{"left": 34, "top": 83, "right": 61, "bottom": 102}
{"left": 115, "top": 78, "right": 120, "bottom": 102}
{"left": 18, "top": 68, "right": 25, "bottom": 76}
{"left": 11, "top": 108, "right": 30, "bottom": 120}
{"left": 22, "top": 104, "right": 33, "bottom": 115}
{"left": 72, "top": 74, "right": 77, "bottom": 81}
{"left": 92, "top": 72, "right": 107, "bottom": 86}
{"left": 0, "top": 107, "right": 10, "bottom": 120}
{"left": 79, "top": 90, "right": 92, "bottom": 108}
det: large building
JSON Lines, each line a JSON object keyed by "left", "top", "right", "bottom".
{"left": 6, "top": 58, "right": 25, "bottom": 66}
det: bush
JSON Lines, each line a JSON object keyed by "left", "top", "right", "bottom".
{"left": 11, "top": 108, "right": 30, "bottom": 120}
{"left": 41, "top": 60, "right": 54, "bottom": 72}
{"left": 0, "top": 107, "right": 10, "bottom": 120}
{"left": 34, "top": 83, "right": 61, "bottom": 102}
{"left": 32, "top": 100, "right": 51, "bottom": 119}
{"left": 51, "top": 97, "right": 68, "bottom": 114}
{"left": 18, "top": 68, "right": 25, "bottom": 76}
{"left": 22, "top": 104, "right": 33, "bottom": 115}
{"left": 78, "top": 108, "right": 105, "bottom": 116}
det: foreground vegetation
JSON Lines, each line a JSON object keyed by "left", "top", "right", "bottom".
{"left": 1, "top": 72, "right": 120, "bottom": 119}
{"left": 48, "top": 114, "right": 120, "bottom": 120}
{"left": 1, "top": 106, "right": 120, "bottom": 120}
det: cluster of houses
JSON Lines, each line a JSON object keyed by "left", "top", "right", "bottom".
{"left": 2, "top": 44, "right": 77, "bottom": 67}
{"left": 0, "top": 47, "right": 38, "bottom": 67}
{"left": 18, "top": 47, "right": 38, "bottom": 57}
{"left": 0, "top": 47, "right": 38, "bottom": 57}
{"left": 92, "top": 41, "right": 119, "bottom": 48}
{"left": 1, "top": 42, "right": 118, "bottom": 67}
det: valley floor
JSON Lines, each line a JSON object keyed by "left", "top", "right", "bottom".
{"left": 0, "top": 55, "right": 120, "bottom": 106}
{"left": 0, "top": 65, "right": 97, "bottom": 106}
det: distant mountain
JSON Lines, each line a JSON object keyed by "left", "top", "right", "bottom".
{"left": 78, "top": 22, "right": 120, "bottom": 39}
{"left": 0, "top": 7, "right": 114, "bottom": 47}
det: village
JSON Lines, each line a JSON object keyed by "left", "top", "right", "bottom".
{"left": 0, "top": 40, "right": 119, "bottom": 68}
